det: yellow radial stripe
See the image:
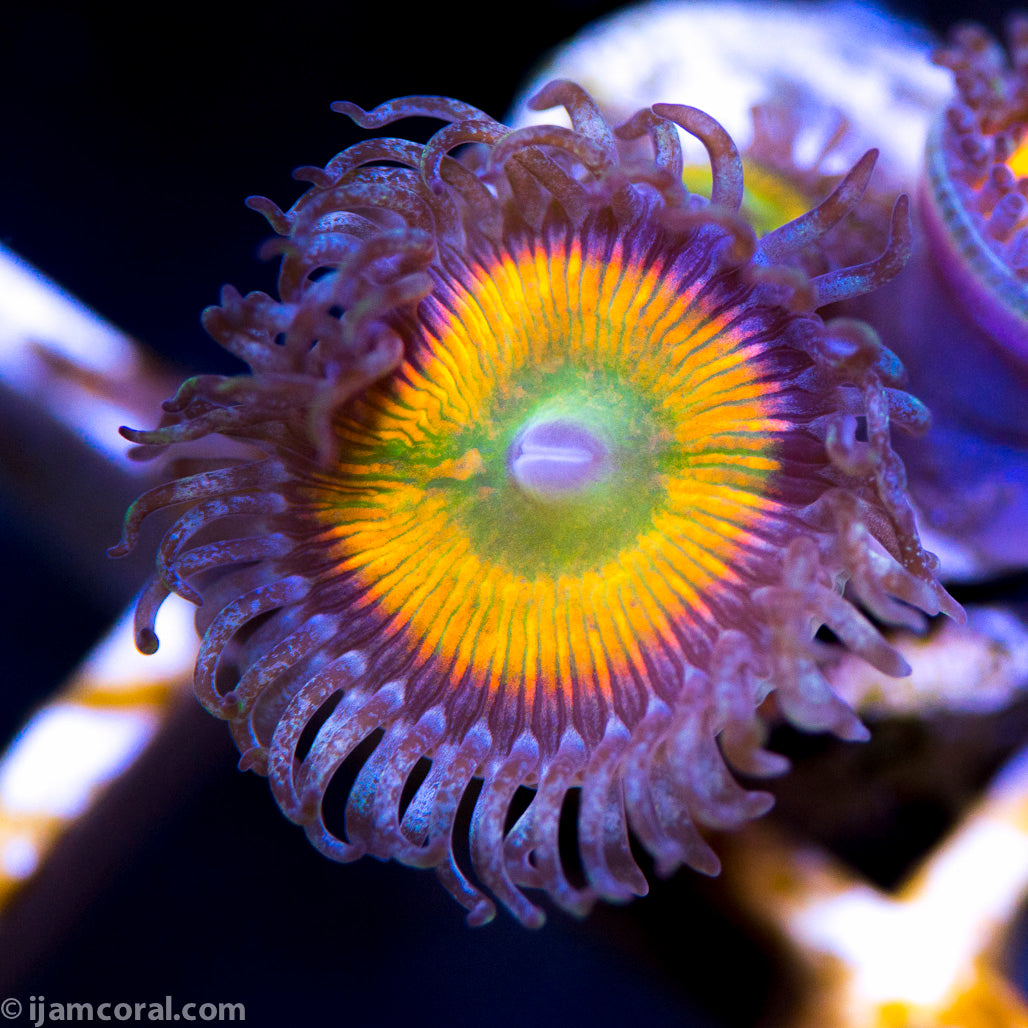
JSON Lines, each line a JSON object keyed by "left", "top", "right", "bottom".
{"left": 530, "top": 578, "right": 554, "bottom": 706}
{"left": 545, "top": 246, "right": 573, "bottom": 344}
{"left": 597, "top": 565, "right": 648, "bottom": 668}
{"left": 563, "top": 582, "right": 591, "bottom": 700}
{"left": 578, "top": 577, "right": 615, "bottom": 708}
{"left": 464, "top": 263, "right": 523, "bottom": 372}
{"left": 651, "top": 515, "right": 737, "bottom": 591}
{"left": 421, "top": 337, "right": 479, "bottom": 425}
{"left": 344, "top": 517, "right": 450, "bottom": 596}
{"left": 641, "top": 324, "right": 740, "bottom": 396}
{"left": 586, "top": 571, "right": 632, "bottom": 702}
{"left": 625, "top": 551, "right": 706, "bottom": 669}
{"left": 452, "top": 566, "right": 499, "bottom": 684}
{"left": 384, "top": 532, "right": 469, "bottom": 628}
{"left": 612, "top": 267, "right": 663, "bottom": 363}
{"left": 614, "top": 559, "right": 681, "bottom": 667}
{"left": 562, "top": 241, "right": 586, "bottom": 357}
{"left": 521, "top": 587, "right": 539, "bottom": 709}
{"left": 631, "top": 536, "right": 712, "bottom": 630}
{"left": 415, "top": 550, "right": 486, "bottom": 670}
{"left": 489, "top": 578, "right": 521, "bottom": 690}
{"left": 443, "top": 305, "right": 494, "bottom": 408}
{"left": 683, "top": 501, "right": 772, "bottom": 545}
{"left": 552, "top": 579, "right": 575, "bottom": 706}
{"left": 313, "top": 232, "right": 802, "bottom": 709}
{"left": 441, "top": 290, "right": 498, "bottom": 388}
{"left": 662, "top": 346, "right": 763, "bottom": 404}
{"left": 684, "top": 375, "right": 775, "bottom": 413}
{"left": 529, "top": 245, "right": 562, "bottom": 349}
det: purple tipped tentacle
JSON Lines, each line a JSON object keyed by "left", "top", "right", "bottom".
{"left": 155, "top": 492, "right": 286, "bottom": 603}
{"left": 504, "top": 731, "right": 596, "bottom": 917}
{"left": 428, "top": 727, "right": 495, "bottom": 926}
{"left": 229, "top": 612, "right": 341, "bottom": 722}
{"left": 710, "top": 631, "right": 789, "bottom": 779}
{"left": 757, "top": 537, "right": 872, "bottom": 742}
{"left": 345, "top": 708, "right": 447, "bottom": 857}
{"left": 643, "top": 746, "right": 722, "bottom": 878}
{"left": 489, "top": 124, "right": 615, "bottom": 180}
{"left": 108, "top": 462, "right": 280, "bottom": 558}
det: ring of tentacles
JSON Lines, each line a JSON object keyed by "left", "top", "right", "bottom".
{"left": 111, "top": 82, "right": 960, "bottom": 926}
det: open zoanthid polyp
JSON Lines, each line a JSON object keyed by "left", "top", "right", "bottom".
{"left": 110, "top": 81, "right": 959, "bottom": 926}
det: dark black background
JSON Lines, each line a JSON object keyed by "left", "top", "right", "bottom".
{"left": 0, "top": 1, "right": 1020, "bottom": 1025}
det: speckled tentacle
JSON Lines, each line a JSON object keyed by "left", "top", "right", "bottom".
{"left": 155, "top": 492, "right": 286, "bottom": 602}
{"left": 755, "top": 149, "right": 878, "bottom": 266}
{"left": 428, "top": 731, "right": 495, "bottom": 926}
{"left": 470, "top": 735, "right": 546, "bottom": 927}
{"left": 710, "top": 631, "right": 787, "bottom": 779}
{"left": 300, "top": 681, "right": 407, "bottom": 861}
{"left": 625, "top": 706, "right": 722, "bottom": 877}
{"left": 331, "top": 96, "right": 502, "bottom": 133}
{"left": 194, "top": 576, "right": 311, "bottom": 717}
{"left": 528, "top": 80, "right": 619, "bottom": 164}
{"left": 267, "top": 653, "right": 372, "bottom": 822}
{"left": 576, "top": 721, "right": 640, "bottom": 904}
{"left": 345, "top": 709, "right": 447, "bottom": 857}
{"left": 109, "top": 462, "right": 276, "bottom": 557}
{"left": 504, "top": 732, "right": 596, "bottom": 917}
{"left": 812, "top": 195, "right": 912, "bottom": 305}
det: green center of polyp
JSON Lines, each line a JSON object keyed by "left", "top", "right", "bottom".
{"left": 445, "top": 372, "right": 671, "bottom": 576}
{"left": 508, "top": 417, "right": 612, "bottom": 503}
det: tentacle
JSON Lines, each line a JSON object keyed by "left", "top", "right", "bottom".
{"left": 470, "top": 734, "right": 545, "bottom": 928}
{"left": 576, "top": 721, "right": 640, "bottom": 903}
{"left": 528, "top": 80, "right": 619, "bottom": 165}
{"left": 651, "top": 103, "right": 744, "bottom": 211}
{"left": 489, "top": 125, "right": 614, "bottom": 179}
{"left": 267, "top": 651, "right": 371, "bottom": 822}
{"left": 194, "top": 576, "right": 311, "bottom": 718}
{"left": 297, "top": 680, "right": 406, "bottom": 860}
{"left": 346, "top": 708, "right": 446, "bottom": 856}
{"left": 811, "top": 195, "right": 912, "bottom": 305}
{"left": 709, "top": 632, "right": 788, "bottom": 778}
{"left": 420, "top": 119, "right": 511, "bottom": 190}
{"left": 504, "top": 730, "right": 595, "bottom": 917}
{"left": 426, "top": 730, "right": 495, "bottom": 926}
{"left": 108, "top": 462, "right": 279, "bottom": 558}
{"left": 229, "top": 613, "right": 341, "bottom": 719}
{"left": 615, "top": 108, "right": 684, "bottom": 181}
{"left": 754, "top": 150, "right": 878, "bottom": 266}
{"left": 156, "top": 493, "right": 286, "bottom": 603}
{"left": 331, "top": 96, "right": 502, "bottom": 132}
